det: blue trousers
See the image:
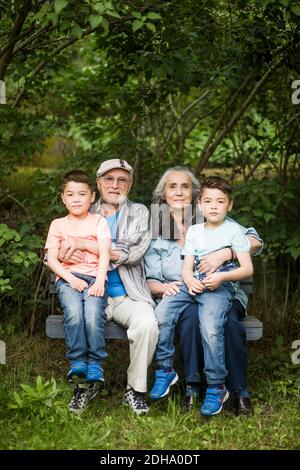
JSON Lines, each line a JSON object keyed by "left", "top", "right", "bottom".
{"left": 176, "top": 298, "right": 247, "bottom": 391}
{"left": 154, "top": 283, "right": 236, "bottom": 384}
{"left": 56, "top": 272, "right": 108, "bottom": 363}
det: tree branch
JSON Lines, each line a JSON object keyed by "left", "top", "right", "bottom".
{"left": 0, "top": 0, "right": 32, "bottom": 80}
{"left": 161, "top": 90, "right": 210, "bottom": 154}
{"left": 245, "top": 111, "right": 300, "bottom": 181}
{"left": 194, "top": 68, "right": 255, "bottom": 173}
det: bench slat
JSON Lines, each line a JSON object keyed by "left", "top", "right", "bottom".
{"left": 46, "top": 314, "right": 262, "bottom": 341}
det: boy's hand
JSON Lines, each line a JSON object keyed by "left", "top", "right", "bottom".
{"left": 185, "top": 277, "right": 205, "bottom": 296}
{"left": 202, "top": 272, "right": 224, "bottom": 290}
{"left": 88, "top": 280, "right": 105, "bottom": 297}
{"left": 67, "top": 275, "right": 88, "bottom": 292}
{"left": 162, "top": 281, "right": 183, "bottom": 298}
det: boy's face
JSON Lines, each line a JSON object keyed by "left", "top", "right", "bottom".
{"left": 61, "top": 181, "right": 95, "bottom": 217}
{"left": 199, "top": 187, "right": 233, "bottom": 225}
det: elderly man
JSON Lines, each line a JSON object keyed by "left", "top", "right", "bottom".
{"left": 59, "top": 159, "right": 158, "bottom": 415}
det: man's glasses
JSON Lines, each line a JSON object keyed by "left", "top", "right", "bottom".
{"left": 101, "top": 176, "right": 131, "bottom": 187}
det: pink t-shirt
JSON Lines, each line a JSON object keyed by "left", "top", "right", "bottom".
{"left": 45, "top": 212, "right": 111, "bottom": 278}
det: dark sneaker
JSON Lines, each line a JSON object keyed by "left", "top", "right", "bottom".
{"left": 67, "top": 360, "right": 87, "bottom": 383}
{"left": 149, "top": 369, "right": 178, "bottom": 400}
{"left": 183, "top": 385, "right": 200, "bottom": 411}
{"left": 200, "top": 385, "right": 229, "bottom": 416}
{"left": 123, "top": 388, "right": 149, "bottom": 415}
{"left": 69, "top": 383, "right": 99, "bottom": 414}
{"left": 86, "top": 361, "right": 104, "bottom": 383}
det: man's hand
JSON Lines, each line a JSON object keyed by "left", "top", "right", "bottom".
{"left": 67, "top": 274, "right": 88, "bottom": 292}
{"left": 162, "top": 281, "right": 183, "bottom": 298}
{"left": 198, "top": 248, "right": 230, "bottom": 274}
{"left": 184, "top": 277, "right": 205, "bottom": 296}
{"left": 110, "top": 250, "right": 121, "bottom": 262}
{"left": 88, "top": 280, "right": 105, "bottom": 297}
{"left": 59, "top": 239, "right": 86, "bottom": 263}
{"left": 202, "top": 272, "right": 225, "bottom": 290}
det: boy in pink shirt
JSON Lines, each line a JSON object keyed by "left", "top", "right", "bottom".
{"left": 45, "top": 170, "right": 111, "bottom": 413}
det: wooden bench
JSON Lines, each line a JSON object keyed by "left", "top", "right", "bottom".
{"left": 46, "top": 274, "right": 263, "bottom": 341}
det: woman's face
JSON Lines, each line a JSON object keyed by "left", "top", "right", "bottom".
{"left": 163, "top": 171, "right": 193, "bottom": 209}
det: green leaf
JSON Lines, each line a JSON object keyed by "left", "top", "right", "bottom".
{"left": 13, "top": 392, "right": 23, "bottom": 407}
{"left": 146, "top": 22, "right": 156, "bottom": 33}
{"left": 107, "top": 10, "right": 121, "bottom": 19}
{"left": 292, "top": 6, "right": 300, "bottom": 15}
{"left": 146, "top": 12, "right": 162, "bottom": 20}
{"left": 89, "top": 14, "right": 103, "bottom": 28}
{"left": 71, "top": 25, "right": 83, "bottom": 38}
{"left": 101, "top": 17, "right": 109, "bottom": 35}
{"left": 54, "top": 0, "right": 68, "bottom": 15}
{"left": 48, "top": 13, "right": 58, "bottom": 25}
{"left": 132, "top": 20, "right": 144, "bottom": 32}
{"left": 132, "top": 11, "right": 142, "bottom": 20}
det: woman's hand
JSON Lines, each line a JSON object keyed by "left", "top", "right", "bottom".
{"left": 162, "top": 281, "right": 183, "bottom": 298}
{"left": 198, "top": 248, "right": 231, "bottom": 274}
{"left": 201, "top": 272, "right": 225, "bottom": 290}
{"left": 88, "top": 279, "right": 105, "bottom": 297}
{"left": 185, "top": 277, "right": 205, "bottom": 296}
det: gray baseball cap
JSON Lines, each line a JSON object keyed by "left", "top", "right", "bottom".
{"left": 96, "top": 159, "right": 133, "bottom": 177}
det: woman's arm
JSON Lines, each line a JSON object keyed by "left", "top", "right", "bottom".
{"left": 198, "top": 235, "right": 262, "bottom": 274}
{"left": 202, "top": 251, "right": 253, "bottom": 290}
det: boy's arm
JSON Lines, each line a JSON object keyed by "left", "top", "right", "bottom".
{"left": 182, "top": 255, "right": 205, "bottom": 296}
{"left": 88, "top": 237, "right": 112, "bottom": 297}
{"left": 47, "top": 248, "right": 88, "bottom": 292}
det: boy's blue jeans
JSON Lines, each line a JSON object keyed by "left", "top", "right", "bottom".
{"left": 56, "top": 272, "right": 108, "bottom": 364}
{"left": 154, "top": 282, "right": 236, "bottom": 385}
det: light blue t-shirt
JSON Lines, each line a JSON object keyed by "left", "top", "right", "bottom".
{"left": 105, "top": 212, "right": 127, "bottom": 298}
{"left": 182, "top": 217, "right": 250, "bottom": 258}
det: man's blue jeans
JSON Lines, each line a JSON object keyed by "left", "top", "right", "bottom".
{"left": 56, "top": 272, "right": 108, "bottom": 363}
{"left": 154, "top": 282, "right": 236, "bottom": 385}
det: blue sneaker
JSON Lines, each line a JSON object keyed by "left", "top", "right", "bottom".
{"left": 67, "top": 360, "right": 87, "bottom": 383}
{"left": 150, "top": 369, "right": 178, "bottom": 400}
{"left": 86, "top": 361, "right": 104, "bottom": 383}
{"left": 200, "top": 386, "right": 229, "bottom": 416}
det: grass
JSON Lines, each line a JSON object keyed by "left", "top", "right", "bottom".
{"left": 0, "top": 333, "right": 299, "bottom": 450}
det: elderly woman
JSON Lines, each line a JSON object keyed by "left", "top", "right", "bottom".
{"left": 144, "top": 166, "right": 263, "bottom": 415}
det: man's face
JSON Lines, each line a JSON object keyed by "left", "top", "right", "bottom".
{"left": 97, "top": 168, "right": 133, "bottom": 207}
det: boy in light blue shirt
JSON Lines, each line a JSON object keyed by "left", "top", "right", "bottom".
{"left": 150, "top": 176, "right": 254, "bottom": 416}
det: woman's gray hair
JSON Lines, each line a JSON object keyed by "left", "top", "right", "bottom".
{"left": 151, "top": 166, "right": 201, "bottom": 240}
{"left": 152, "top": 166, "right": 200, "bottom": 204}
